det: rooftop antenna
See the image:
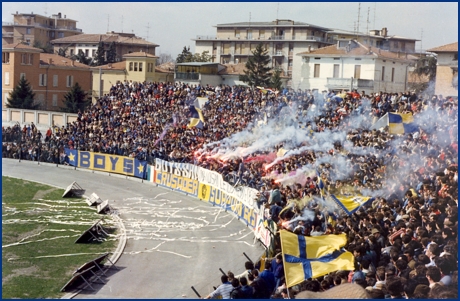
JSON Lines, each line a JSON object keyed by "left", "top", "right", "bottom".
{"left": 357, "top": 2, "right": 361, "bottom": 34}
{"left": 373, "top": 2, "right": 376, "bottom": 29}
{"left": 366, "top": 7, "right": 370, "bottom": 39}
{"left": 107, "top": 14, "right": 109, "bottom": 33}
{"left": 146, "top": 22, "right": 150, "bottom": 41}
{"left": 44, "top": 3, "right": 47, "bottom": 16}
{"left": 420, "top": 28, "right": 423, "bottom": 57}
{"left": 277, "top": 2, "right": 279, "bottom": 19}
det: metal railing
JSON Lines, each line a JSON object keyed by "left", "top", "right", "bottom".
{"left": 196, "top": 35, "right": 217, "bottom": 40}
{"left": 175, "top": 72, "right": 200, "bottom": 80}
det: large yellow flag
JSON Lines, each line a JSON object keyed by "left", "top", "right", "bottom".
{"left": 280, "top": 230, "right": 355, "bottom": 288}
{"left": 330, "top": 194, "right": 374, "bottom": 215}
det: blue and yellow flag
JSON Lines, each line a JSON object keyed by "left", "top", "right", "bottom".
{"left": 316, "top": 171, "right": 326, "bottom": 198}
{"left": 388, "top": 113, "right": 418, "bottom": 135}
{"left": 330, "top": 194, "right": 374, "bottom": 215}
{"left": 280, "top": 230, "right": 354, "bottom": 287}
{"left": 133, "top": 160, "right": 147, "bottom": 179}
{"left": 65, "top": 148, "right": 78, "bottom": 166}
{"left": 187, "top": 105, "right": 205, "bottom": 129}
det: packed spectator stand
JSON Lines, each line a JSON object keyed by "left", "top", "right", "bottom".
{"left": 2, "top": 80, "right": 458, "bottom": 299}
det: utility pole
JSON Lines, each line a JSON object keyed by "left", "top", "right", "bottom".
{"left": 121, "top": 15, "right": 123, "bottom": 33}
{"left": 107, "top": 15, "right": 109, "bottom": 33}
{"left": 357, "top": 2, "right": 361, "bottom": 34}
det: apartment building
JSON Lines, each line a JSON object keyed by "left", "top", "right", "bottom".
{"left": 2, "top": 12, "right": 82, "bottom": 47}
{"left": 296, "top": 40, "right": 418, "bottom": 94}
{"left": 427, "top": 42, "right": 458, "bottom": 97}
{"left": 2, "top": 42, "right": 92, "bottom": 111}
{"left": 194, "top": 19, "right": 334, "bottom": 87}
{"left": 327, "top": 27, "right": 419, "bottom": 54}
{"left": 50, "top": 32, "right": 159, "bottom": 63}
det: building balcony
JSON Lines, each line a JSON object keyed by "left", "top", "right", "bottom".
{"left": 272, "top": 51, "right": 284, "bottom": 57}
{"left": 326, "top": 78, "right": 374, "bottom": 90}
{"left": 305, "top": 36, "right": 328, "bottom": 42}
{"left": 271, "top": 35, "right": 285, "bottom": 40}
{"left": 175, "top": 72, "right": 200, "bottom": 80}
{"left": 234, "top": 52, "right": 252, "bottom": 56}
{"left": 2, "top": 32, "right": 14, "bottom": 38}
{"left": 196, "top": 35, "right": 217, "bottom": 40}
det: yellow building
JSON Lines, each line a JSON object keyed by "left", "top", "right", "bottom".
{"left": 90, "top": 51, "right": 157, "bottom": 100}
{"left": 2, "top": 12, "right": 82, "bottom": 48}
{"left": 428, "top": 42, "right": 458, "bottom": 97}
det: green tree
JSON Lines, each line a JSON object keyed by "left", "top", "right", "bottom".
{"left": 106, "top": 41, "right": 117, "bottom": 64}
{"left": 176, "top": 46, "right": 193, "bottom": 63}
{"left": 32, "top": 40, "right": 53, "bottom": 53}
{"left": 94, "top": 42, "right": 106, "bottom": 66}
{"left": 72, "top": 49, "right": 92, "bottom": 65}
{"left": 61, "top": 83, "right": 92, "bottom": 113}
{"left": 6, "top": 77, "right": 40, "bottom": 110}
{"left": 409, "top": 54, "right": 437, "bottom": 95}
{"left": 270, "top": 68, "right": 283, "bottom": 90}
{"left": 239, "top": 43, "right": 272, "bottom": 87}
{"left": 56, "top": 46, "right": 68, "bottom": 57}
{"left": 191, "top": 50, "right": 214, "bottom": 62}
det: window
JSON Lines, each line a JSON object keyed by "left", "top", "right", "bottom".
{"left": 333, "top": 64, "right": 340, "bottom": 78}
{"left": 4, "top": 72, "right": 10, "bottom": 85}
{"left": 314, "top": 64, "right": 320, "bottom": 78}
{"left": 39, "top": 74, "right": 47, "bottom": 86}
{"left": 134, "top": 62, "right": 138, "bottom": 71}
{"left": 85, "top": 49, "right": 89, "bottom": 57}
{"left": 20, "top": 73, "right": 26, "bottom": 80}
{"left": 129, "top": 62, "right": 133, "bottom": 71}
{"left": 66, "top": 75, "right": 73, "bottom": 87}
{"left": 21, "top": 54, "right": 27, "bottom": 64}
{"left": 354, "top": 65, "right": 361, "bottom": 79}
{"left": 259, "top": 30, "right": 265, "bottom": 38}
{"left": 381, "top": 66, "right": 385, "bottom": 81}
{"left": 92, "top": 49, "right": 96, "bottom": 57}
{"left": 288, "top": 59, "right": 293, "bottom": 67}
{"left": 391, "top": 67, "right": 395, "bottom": 82}
{"left": 58, "top": 32, "right": 64, "bottom": 38}
{"left": 70, "top": 49, "right": 74, "bottom": 56}
{"left": 28, "top": 54, "right": 33, "bottom": 65}
{"left": 52, "top": 94, "right": 58, "bottom": 106}
{"left": 139, "top": 62, "right": 143, "bottom": 72}
{"left": 53, "top": 75, "right": 58, "bottom": 87}
{"left": 235, "top": 30, "right": 240, "bottom": 38}
{"left": 394, "top": 41, "right": 399, "bottom": 48}
{"left": 454, "top": 53, "right": 458, "bottom": 61}
{"left": 26, "top": 28, "right": 31, "bottom": 34}
{"left": 50, "top": 31, "right": 55, "bottom": 38}
{"left": 2, "top": 52, "right": 10, "bottom": 64}
{"left": 247, "top": 30, "right": 252, "bottom": 39}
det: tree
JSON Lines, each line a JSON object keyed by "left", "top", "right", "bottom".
{"left": 6, "top": 77, "right": 40, "bottom": 110}
{"left": 239, "top": 43, "right": 272, "bottom": 87}
{"left": 72, "top": 49, "right": 92, "bottom": 65}
{"left": 94, "top": 42, "right": 106, "bottom": 66}
{"left": 61, "top": 82, "right": 92, "bottom": 113}
{"left": 409, "top": 54, "right": 437, "bottom": 95}
{"left": 32, "top": 40, "right": 53, "bottom": 53}
{"left": 106, "top": 41, "right": 117, "bottom": 64}
{"left": 156, "top": 53, "right": 174, "bottom": 66}
{"left": 270, "top": 68, "right": 283, "bottom": 90}
{"left": 191, "top": 50, "right": 214, "bottom": 62}
{"left": 57, "top": 46, "right": 69, "bottom": 57}
{"left": 176, "top": 46, "right": 193, "bottom": 63}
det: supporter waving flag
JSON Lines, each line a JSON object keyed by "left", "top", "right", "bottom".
{"left": 280, "top": 230, "right": 354, "bottom": 287}
{"left": 329, "top": 194, "right": 374, "bottom": 215}
{"left": 187, "top": 105, "right": 205, "bottom": 129}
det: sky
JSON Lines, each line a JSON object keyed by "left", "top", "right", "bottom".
{"left": 2, "top": 2, "right": 458, "bottom": 58}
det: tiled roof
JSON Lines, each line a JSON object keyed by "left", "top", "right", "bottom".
{"left": 123, "top": 52, "right": 158, "bottom": 58}
{"left": 298, "top": 41, "right": 418, "bottom": 61}
{"left": 50, "top": 33, "right": 159, "bottom": 46}
{"left": 39, "top": 53, "right": 91, "bottom": 68}
{"left": 89, "top": 61, "right": 126, "bottom": 71}
{"left": 427, "top": 42, "right": 458, "bottom": 52}
{"left": 218, "top": 63, "right": 247, "bottom": 75}
{"left": 2, "top": 42, "right": 43, "bottom": 52}
{"left": 155, "top": 61, "right": 175, "bottom": 73}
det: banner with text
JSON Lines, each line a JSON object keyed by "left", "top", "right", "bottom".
{"left": 65, "top": 149, "right": 147, "bottom": 179}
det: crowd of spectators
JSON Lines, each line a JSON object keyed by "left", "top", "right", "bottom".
{"left": 2, "top": 80, "right": 458, "bottom": 299}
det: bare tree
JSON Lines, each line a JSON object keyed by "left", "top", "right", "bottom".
{"left": 156, "top": 53, "right": 175, "bottom": 66}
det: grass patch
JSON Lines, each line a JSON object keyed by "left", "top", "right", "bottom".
{"left": 2, "top": 176, "right": 118, "bottom": 298}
